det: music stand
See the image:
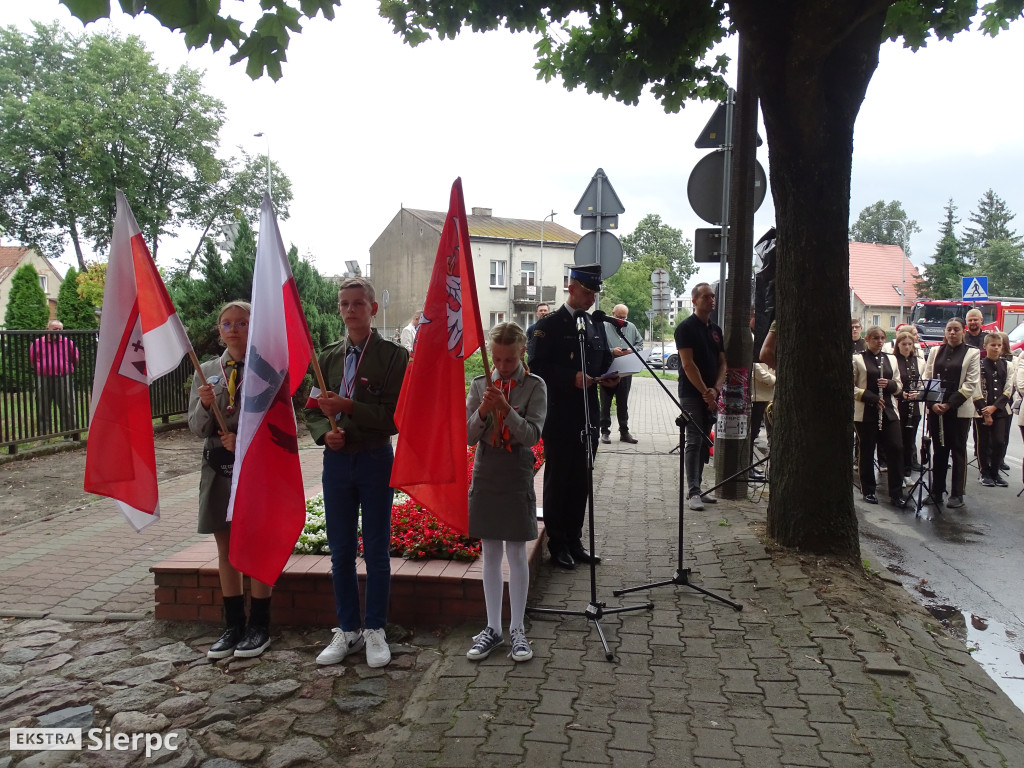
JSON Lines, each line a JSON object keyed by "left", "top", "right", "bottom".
{"left": 600, "top": 326, "right": 742, "bottom": 611}
{"left": 905, "top": 378, "right": 944, "bottom": 518}
{"left": 526, "top": 314, "right": 652, "bottom": 661}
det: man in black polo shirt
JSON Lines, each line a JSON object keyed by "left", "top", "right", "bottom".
{"left": 675, "top": 282, "right": 726, "bottom": 510}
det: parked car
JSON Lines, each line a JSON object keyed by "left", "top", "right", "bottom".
{"left": 648, "top": 342, "right": 678, "bottom": 370}
{"left": 1008, "top": 322, "right": 1024, "bottom": 354}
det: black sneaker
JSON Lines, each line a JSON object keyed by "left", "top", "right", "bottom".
{"left": 233, "top": 624, "right": 271, "bottom": 658}
{"left": 466, "top": 627, "right": 504, "bottom": 660}
{"left": 981, "top": 476, "right": 996, "bottom": 487}
{"left": 994, "top": 476, "right": 1008, "bottom": 487}
{"left": 207, "top": 625, "right": 245, "bottom": 659}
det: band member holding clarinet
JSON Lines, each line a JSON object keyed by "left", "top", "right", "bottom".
{"left": 922, "top": 317, "right": 980, "bottom": 509}
{"left": 974, "top": 332, "right": 1012, "bottom": 488}
{"left": 894, "top": 329, "right": 924, "bottom": 478}
{"left": 853, "top": 326, "right": 906, "bottom": 507}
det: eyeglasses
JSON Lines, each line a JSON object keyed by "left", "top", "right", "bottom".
{"left": 220, "top": 321, "right": 249, "bottom": 331}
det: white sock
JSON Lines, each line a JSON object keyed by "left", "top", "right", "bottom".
{"left": 481, "top": 538, "right": 504, "bottom": 633}
{"left": 506, "top": 540, "right": 529, "bottom": 632}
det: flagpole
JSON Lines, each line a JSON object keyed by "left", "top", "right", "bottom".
{"left": 308, "top": 352, "right": 340, "bottom": 431}
{"left": 187, "top": 350, "right": 231, "bottom": 436}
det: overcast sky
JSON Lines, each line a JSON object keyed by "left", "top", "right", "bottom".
{"left": 5, "top": 2, "right": 1023, "bottom": 295}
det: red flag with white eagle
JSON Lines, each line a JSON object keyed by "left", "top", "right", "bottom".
{"left": 391, "top": 178, "right": 484, "bottom": 534}
{"left": 227, "top": 194, "right": 313, "bottom": 585}
{"left": 84, "top": 190, "right": 192, "bottom": 531}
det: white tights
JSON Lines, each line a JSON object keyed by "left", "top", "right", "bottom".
{"left": 481, "top": 538, "right": 528, "bottom": 633}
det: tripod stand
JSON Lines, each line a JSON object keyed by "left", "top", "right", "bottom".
{"left": 526, "top": 312, "right": 652, "bottom": 661}
{"left": 601, "top": 324, "right": 742, "bottom": 611}
{"left": 905, "top": 378, "right": 944, "bottom": 518}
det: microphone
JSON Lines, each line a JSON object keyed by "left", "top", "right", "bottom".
{"left": 592, "top": 310, "right": 627, "bottom": 329}
{"left": 574, "top": 308, "right": 586, "bottom": 332}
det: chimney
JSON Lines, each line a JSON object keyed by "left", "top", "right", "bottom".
{"left": 471, "top": 207, "right": 492, "bottom": 217}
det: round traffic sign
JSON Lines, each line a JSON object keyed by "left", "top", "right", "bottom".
{"left": 574, "top": 231, "right": 623, "bottom": 278}
{"left": 687, "top": 153, "right": 768, "bottom": 225}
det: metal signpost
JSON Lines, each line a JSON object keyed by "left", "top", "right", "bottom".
{"left": 574, "top": 169, "right": 625, "bottom": 290}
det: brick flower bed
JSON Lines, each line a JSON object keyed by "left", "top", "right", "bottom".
{"left": 151, "top": 522, "right": 546, "bottom": 628}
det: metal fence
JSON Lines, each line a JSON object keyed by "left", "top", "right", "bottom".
{"left": 0, "top": 329, "right": 192, "bottom": 454}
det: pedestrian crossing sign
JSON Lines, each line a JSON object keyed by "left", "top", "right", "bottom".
{"left": 962, "top": 276, "right": 988, "bottom": 300}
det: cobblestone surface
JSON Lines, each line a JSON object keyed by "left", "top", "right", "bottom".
{"left": 2, "top": 378, "right": 1023, "bottom": 767}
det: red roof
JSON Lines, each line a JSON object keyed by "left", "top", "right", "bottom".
{"left": 848, "top": 241, "right": 921, "bottom": 306}
{"left": 0, "top": 246, "right": 31, "bottom": 285}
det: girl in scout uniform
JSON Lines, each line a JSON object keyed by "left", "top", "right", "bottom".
{"left": 465, "top": 323, "right": 547, "bottom": 663}
{"left": 188, "top": 301, "right": 274, "bottom": 659}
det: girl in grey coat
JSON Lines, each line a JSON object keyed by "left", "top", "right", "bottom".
{"left": 464, "top": 323, "right": 547, "bottom": 663}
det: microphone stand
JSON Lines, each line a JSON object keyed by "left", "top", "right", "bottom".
{"left": 601, "top": 323, "right": 742, "bottom": 611}
{"left": 526, "top": 312, "right": 652, "bottom": 661}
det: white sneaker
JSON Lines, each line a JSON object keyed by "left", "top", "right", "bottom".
{"left": 688, "top": 495, "right": 704, "bottom": 511}
{"left": 364, "top": 628, "right": 391, "bottom": 668}
{"left": 316, "top": 628, "right": 364, "bottom": 665}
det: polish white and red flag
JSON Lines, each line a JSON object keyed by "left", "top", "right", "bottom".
{"left": 84, "top": 190, "right": 192, "bottom": 531}
{"left": 227, "top": 194, "right": 313, "bottom": 585}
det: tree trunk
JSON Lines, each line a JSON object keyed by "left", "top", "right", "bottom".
{"left": 731, "top": 1, "right": 890, "bottom": 560}
{"left": 69, "top": 218, "right": 86, "bottom": 272}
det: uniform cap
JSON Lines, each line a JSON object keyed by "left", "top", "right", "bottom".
{"left": 569, "top": 263, "right": 602, "bottom": 291}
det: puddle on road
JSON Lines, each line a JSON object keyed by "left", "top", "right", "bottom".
{"left": 927, "top": 606, "right": 1024, "bottom": 714}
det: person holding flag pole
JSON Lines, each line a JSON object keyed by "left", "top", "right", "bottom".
{"left": 189, "top": 300, "right": 280, "bottom": 659}
{"left": 305, "top": 276, "right": 409, "bottom": 668}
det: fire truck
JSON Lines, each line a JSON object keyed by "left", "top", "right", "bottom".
{"left": 910, "top": 298, "right": 1024, "bottom": 345}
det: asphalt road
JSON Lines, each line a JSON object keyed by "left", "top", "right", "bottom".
{"left": 856, "top": 418, "right": 1024, "bottom": 712}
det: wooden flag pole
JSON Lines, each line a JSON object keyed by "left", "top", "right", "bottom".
{"left": 309, "top": 351, "right": 339, "bottom": 432}
{"left": 187, "top": 350, "right": 231, "bottom": 435}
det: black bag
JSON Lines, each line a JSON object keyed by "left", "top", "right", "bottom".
{"left": 203, "top": 446, "right": 235, "bottom": 478}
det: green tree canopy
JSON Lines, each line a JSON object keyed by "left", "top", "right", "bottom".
{"left": 171, "top": 217, "right": 342, "bottom": 360}
{"left": 0, "top": 23, "right": 225, "bottom": 268}
{"left": 56, "top": 266, "right": 97, "bottom": 329}
{"left": 3, "top": 264, "right": 49, "bottom": 329}
{"left": 849, "top": 200, "right": 921, "bottom": 257}
{"left": 975, "top": 239, "right": 1024, "bottom": 297}
{"left": 619, "top": 214, "right": 695, "bottom": 295}
{"left": 177, "top": 152, "right": 294, "bottom": 278}
{"left": 961, "top": 188, "right": 1022, "bottom": 266}
{"left": 76, "top": 262, "right": 107, "bottom": 310}
{"left": 920, "top": 200, "right": 967, "bottom": 299}
{"left": 600, "top": 253, "right": 670, "bottom": 340}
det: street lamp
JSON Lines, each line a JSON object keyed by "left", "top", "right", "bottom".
{"left": 882, "top": 218, "right": 908, "bottom": 323}
{"left": 253, "top": 132, "right": 271, "bottom": 199}
{"left": 539, "top": 210, "right": 557, "bottom": 307}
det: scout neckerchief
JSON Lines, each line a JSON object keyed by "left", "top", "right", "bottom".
{"left": 490, "top": 366, "right": 522, "bottom": 452}
{"left": 222, "top": 358, "right": 243, "bottom": 414}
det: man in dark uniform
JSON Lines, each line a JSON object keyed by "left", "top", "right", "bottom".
{"left": 528, "top": 264, "right": 618, "bottom": 570}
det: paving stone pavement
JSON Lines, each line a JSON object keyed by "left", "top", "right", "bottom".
{"left": 2, "top": 377, "right": 1024, "bottom": 767}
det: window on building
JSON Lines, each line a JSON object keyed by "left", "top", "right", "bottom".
{"left": 520, "top": 261, "right": 536, "bottom": 287}
{"left": 489, "top": 311, "right": 506, "bottom": 328}
{"left": 872, "top": 314, "right": 880, "bottom": 326}
{"left": 563, "top": 265, "right": 572, "bottom": 290}
{"left": 38, "top": 274, "right": 47, "bottom": 293}
{"left": 890, "top": 315, "right": 897, "bottom": 328}
{"left": 489, "top": 260, "right": 505, "bottom": 288}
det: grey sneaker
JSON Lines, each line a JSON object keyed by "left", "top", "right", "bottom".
{"left": 945, "top": 495, "right": 965, "bottom": 509}
{"left": 466, "top": 627, "right": 504, "bottom": 660}
{"left": 316, "top": 628, "right": 364, "bottom": 665}
{"left": 364, "top": 628, "right": 391, "bottom": 668}
{"left": 509, "top": 627, "right": 533, "bottom": 662}
{"left": 687, "top": 494, "right": 704, "bottom": 511}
